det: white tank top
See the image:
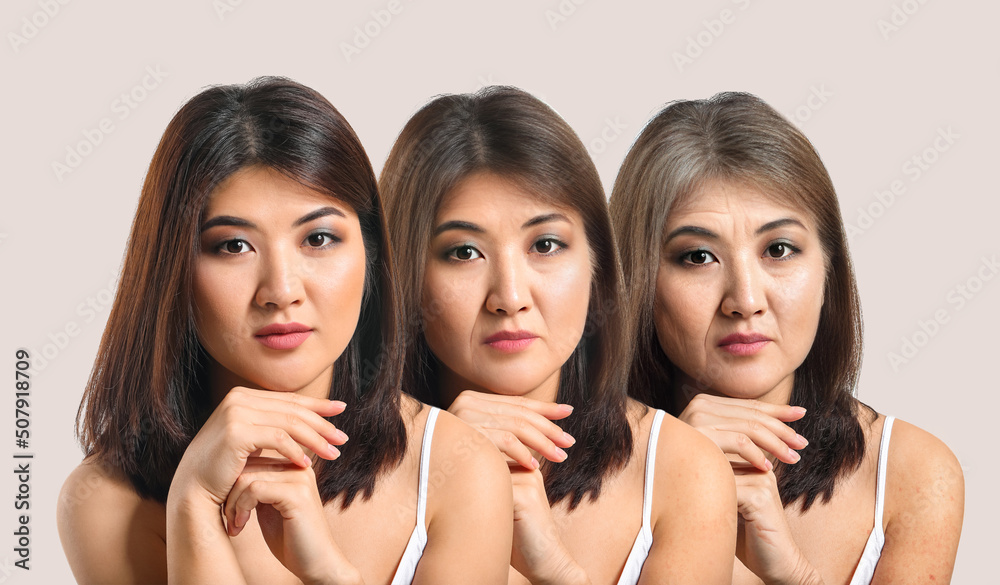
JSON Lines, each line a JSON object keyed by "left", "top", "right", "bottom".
{"left": 389, "top": 407, "right": 439, "bottom": 585}
{"left": 848, "top": 415, "right": 895, "bottom": 585}
{"left": 616, "top": 409, "right": 666, "bottom": 585}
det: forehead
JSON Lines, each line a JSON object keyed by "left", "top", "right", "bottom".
{"left": 436, "top": 172, "right": 580, "bottom": 224}
{"left": 667, "top": 179, "right": 811, "bottom": 228}
{"left": 204, "top": 166, "right": 356, "bottom": 219}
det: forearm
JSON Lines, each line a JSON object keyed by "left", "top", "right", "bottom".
{"left": 166, "top": 493, "right": 245, "bottom": 585}
{"left": 525, "top": 547, "right": 592, "bottom": 585}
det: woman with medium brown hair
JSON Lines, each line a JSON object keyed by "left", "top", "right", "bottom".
{"left": 610, "top": 92, "right": 964, "bottom": 584}
{"left": 380, "top": 86, "right": 736, "bottom": 584}
{"left": 56, "top": 76, "right": 512, "bottom": 585}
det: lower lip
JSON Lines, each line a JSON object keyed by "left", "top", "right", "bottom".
{"left": 486, "top": 338, "right": 537, "bottom": 353}
{"left": 719, "top": 340, "right": 769, "bottom": 356}
{"left": 255, "top": 331, "right": 311, "bottom": 350}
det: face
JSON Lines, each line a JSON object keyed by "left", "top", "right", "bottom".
{"left": 193, "top": 165, "right": 366, "bottom": 401}
{"left": 422, "top": 173, "right": 593, "bottom": 403}
{"left": 653, "top": 180, "right": 827, "bottom": 405}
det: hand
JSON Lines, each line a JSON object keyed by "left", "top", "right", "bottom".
{"left": 734, "top": 467, "right": 823, "bottom": 585}
{"left": 679, "top": 394, "right": 808, "bottom": 471}
{"left": 509, "top": 465, "right": 589, "bottom": 585}
{"left": 224, "top": 457, "right": 358, "bottom": 585}
{"left": 448, "top": 391, "right": 576, "bottom": 469}
{"left": 171, "top": 387, "right": 348, "bottom": 508}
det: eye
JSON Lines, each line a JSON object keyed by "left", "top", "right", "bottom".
{"left": 531, "top": 238, "right": 565, "bottom": 255}
{"left": 216, "top": 239, "right": 252, "bottom": 255}
{"left": 304, "top": 231, "right": 339, "bottom": 249}
{"left": 764, "top": 242, "right": 798, "bottom": 259}
{"left": 447, "top": 245, "right": 482, "bottom": 261}
{"left": 681, "top": 249, "right": 716, "bottom": 265}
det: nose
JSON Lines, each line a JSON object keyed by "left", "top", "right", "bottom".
{"left": 484, "top": 250, "right": 531, "bottom": 315}
{"left": 720, "top": 255, "right": 767, "bottom": 318}
{"left": 254, "top": 247, "right": 305, "bottom": 310}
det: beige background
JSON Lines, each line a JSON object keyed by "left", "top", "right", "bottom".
{"left": 2, "top": 1, "right": 996, "bottom": 582}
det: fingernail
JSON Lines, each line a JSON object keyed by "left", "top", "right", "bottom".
{"left": 796, "top": 434, "right": 809, "bottom": 447}
{"left": 331, "top": 400, "right": 347, "bottom": 409}
{"left": 328, "top": 445, "right": 341, "bottom": 459}
{"left": 555, "top": 447, "right": 568, "bottom": 461}
{"left": 788, "top": 449, "right": 801, "bottom": 463}
{"left": 560, "top": 404, "right": 574, "bottom": 413}
{"left": 236, "top": 509, "right": 250, "bottom": 529}
{"left": 791, "top": 406, "right": 806, "bottom": 415}
{"left": 530, "top": 457, "right": 540, "bottom": 470}
{"left": 302, "top": 454, "right": 312, "bottom": 467}
{"left": 335, "top": 429, "right": 349, "bottom": 442}
{"left": 563, "top": 432, "right": 576, "bottom": 446}
{"left": 765, "top": 459, "right": 773, "bottom": 471}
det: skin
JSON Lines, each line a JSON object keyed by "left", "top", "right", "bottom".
{"left": 57, "top": 166, "right": 513, "bottom": 585}
{"left": 657, "top": 180, "right": 964, "bottom": 584}
{"left": 423, "top": 172, "right": 737, "bottom": 585}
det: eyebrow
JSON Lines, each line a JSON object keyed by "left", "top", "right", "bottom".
{"left": 664, "top": 217, "right": 807, "bottom": 244}
{"left": 200, "top": 206, "right": 345, "bottom": 233}
{"left": 432, "top": 213, "right": 571, "bottom": 236}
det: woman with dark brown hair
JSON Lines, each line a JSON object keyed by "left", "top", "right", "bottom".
{"left": 610, "top": 92, "right": 964, "bottom": 584}
{"left": 380, "top": 86, "right": 736, "bottom": 584}
{"left": 56, "top": 76, "right": 512, "bottom": 585}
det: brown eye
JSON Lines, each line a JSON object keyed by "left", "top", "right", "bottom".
{"left": 532, "top": 238, "right": 564, "bottom": 254}
{"left": 306, "top": 233, "right": 331, "bottom": 247}
{"left": 765, "top": 243, "right": 795, "bottom": 259}
{"left": 683, "top": 249, "right": 715, "bottom": 265}
{"left": 448, "top": 245, "right": 481, "bottom": 261}
{"left": 224, "top": 240, "right": 248, "bottom": 254}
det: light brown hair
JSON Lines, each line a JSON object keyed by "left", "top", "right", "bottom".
{"left": 610, "top": 92, "right": 871, "bottom": 509}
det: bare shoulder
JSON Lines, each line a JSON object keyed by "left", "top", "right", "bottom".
{"left": 642, "top": 407, "right": 737, "bottom": 583}
{"left": 862, "top": 417, "right": 964, "bottom": 583}
{"left": 58, "top": 457, "right": 167, "bottom": 584}
{"left": 426, "top": 407, "right": 512, "bottom": 498}
{"left": 416, "top": 407, "right": 513, "bottom": 584}
{"left": 653, "top": 407, "right": 733, "bottom": 477}
{"left": 884, "top": 418, "right": 964, "bottom": 524}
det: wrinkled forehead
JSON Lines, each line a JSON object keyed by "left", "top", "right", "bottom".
{"left": 668, "top": 175, "right": 812, "bottom": 225}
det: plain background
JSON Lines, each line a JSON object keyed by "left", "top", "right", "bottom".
{"left": 2, "top": 1, "right": 996, "bottom": 582}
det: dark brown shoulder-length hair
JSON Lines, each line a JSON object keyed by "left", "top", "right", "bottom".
{"left": 610, "top": 92, "right": 874, "bottom": 510}
{"left": 380, "top": 86, "right": 634, "bottom": 508}
{"left": 76, "top": 76, "right": 406, "bottom": 506}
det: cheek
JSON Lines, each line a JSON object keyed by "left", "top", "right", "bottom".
{"left": 537, "top": 259, "right": 592, "bottom": 349}
{"left": 652, "top": 266, "right": 712, "bottom": 360}
{"left": 192, "top": 263, "right": 250, "bottom": 353}
{"left": 420, "top": 265, "right": 481, "bottom": 358}
{"left": 312, "top": 247, "right": 367, "bottom": 338}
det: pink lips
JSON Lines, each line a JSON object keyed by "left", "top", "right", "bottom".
{"left": 718, "top": 332, "right": 771, "bottom": 356}
{"left": 255, "top": 322, "right": 312, "bottom": 350}
{"left": 483, "top": 330, "right": 538, "bottom": 353}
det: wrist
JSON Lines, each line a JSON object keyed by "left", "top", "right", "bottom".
{"left": 533, "top": 552, "right": 589, "bottom": 585}
{"left": 770, "top": 554, "right": 823, "bottom": 585}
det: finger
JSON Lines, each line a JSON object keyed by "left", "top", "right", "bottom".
{"left": 707, "top": 430, "right": 772, "bottom": 472}
{"left": 687, "top": 393, "right": 805, "bottom": 419}
{"left": 687, "top": 401, "right": 807, "bottom": 456}
{"left": 225, "top": 388, "right": 349, "bottom": 447}
{"left": 451, "top": 397, "right": 575, "bottom": 449}
{"left": 229, "top": 403, "right": 347, "bottom": 462}
{"left": 487, "top": 429, "right": 539, "bottom": 470}
{"left": 225, "top": 467, "right": 315, "bottom": 536}
{"left": 455, "top": 390, "right": 574, "bottom": 422}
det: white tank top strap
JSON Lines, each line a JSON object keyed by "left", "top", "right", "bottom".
{"left": 389, "top": 406, "right": 439, "bottom": 585}
{"left": 616, "top": 408, "right": 666, "bottom": 585}
{"left": 873, "top": 415, "right": 894, "bottom": 530}
{"left": 848, "top": 414, "right": 895, "bottom": 585}
{"left": 415, "top": 406, "right": 440, "bottom": 526}
{"left": 642, "top": 409, "right": 666, "bottom": 526}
